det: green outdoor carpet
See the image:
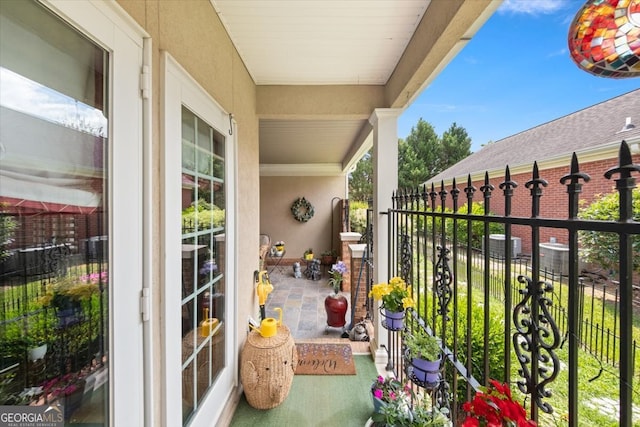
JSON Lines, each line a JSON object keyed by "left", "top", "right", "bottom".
{"left": 230, "top": 355, "right": 377, "bottom": 427}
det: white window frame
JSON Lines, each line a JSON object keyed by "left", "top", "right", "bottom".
{"left": 39, "top": 1, "right": 147, "bottom": 426}
{"left": 162, "top": 52, "right": 237, "bottom": 426}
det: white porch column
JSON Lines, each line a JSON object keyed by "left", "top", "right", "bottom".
{"left": 369, "top": 108, "right": 400, "bottom": 364}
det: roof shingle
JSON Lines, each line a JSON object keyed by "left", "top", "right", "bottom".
{"left": 428, "top": 89, "right": 640, "bottom": 184}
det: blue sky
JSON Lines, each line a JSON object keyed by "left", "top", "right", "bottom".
{"left": 398, "top": 0, "right": 640, "bottom": 153}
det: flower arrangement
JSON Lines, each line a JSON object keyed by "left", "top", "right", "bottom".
{"left": 371, "top": 375, "right": 451, "bottom": 426}
{"left": 371, "top": 375, "right": 410, "bottom": 403}
{"left": 328, "top": 260, "right": 347, "bottom": 294}
{"left": 199, "top": 259, "right": 217, "bottom": 276}
{"left": 40, "top": 272, "right": 106, "bottom": 307}
{"left": 369, "top": 276, "right": 415, "bottom": 312}
{"left": 462, "top": 380, "right": 536, "bottom": 427}
{"left": 41, "top": 372, "right": 86, "bottom": 399}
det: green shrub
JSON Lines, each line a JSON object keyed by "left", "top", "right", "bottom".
{"left": 182, "top": 199, "right": 225, "bottom": 230}
{"left": 433, "top": 296, "right": 505, "bottom": 382}
{"left": 578, "top": 190, "right": 640, "bottom": 274}
{"left": 422, "top": 202, "right": 504, "bottom": 247}
{"left": 455, "top": 202, "right": 504, "bottom": 248}
{"left": 424, "top": 205, "right": 453, "bottom": 237}
{"left": 349, "top": 201, "right": 369, "bottom": 235}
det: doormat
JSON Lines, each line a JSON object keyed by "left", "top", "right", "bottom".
{"left": 295, "top": 343, "right": 356, "bottom": 375}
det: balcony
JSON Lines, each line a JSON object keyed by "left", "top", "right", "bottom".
{"left": 231, "top": 141, "right": 640, "bottom": 426}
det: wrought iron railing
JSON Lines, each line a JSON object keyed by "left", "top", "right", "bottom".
{"left": 383, "top": 141, "right": 640, "bottom": 426}
{"left": 361, "top": 203, "right": 374, "bottom": 318}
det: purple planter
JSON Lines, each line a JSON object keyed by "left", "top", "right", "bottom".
{"left": 383, "top": 309, "right": 405, "bottom": 331}
{"left": 411, "top": 356, "right": 440, "bottom": 384}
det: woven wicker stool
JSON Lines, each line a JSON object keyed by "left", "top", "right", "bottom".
{"left": 240, "top": 325, "right": 297, "bottom": 409}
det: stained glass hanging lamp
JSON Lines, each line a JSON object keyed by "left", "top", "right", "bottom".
{"left": 568, "top": 0, "right": 640, "bottom": 78}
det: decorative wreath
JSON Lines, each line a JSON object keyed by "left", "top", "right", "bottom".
{"left": 291, "top": 197, "right": 315, "bottom": 222}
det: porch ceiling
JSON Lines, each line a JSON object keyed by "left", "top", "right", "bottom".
{"left": 211, "top": 0, "right": 500, "bottom": 175}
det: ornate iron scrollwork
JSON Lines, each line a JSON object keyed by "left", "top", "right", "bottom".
{"left": 434, "top": 245, "right": 452, "bottom": 319}
{"left": 512, "top": 274, "right": 561, "bottom": 414}
{"left": 400, "top": 234, "right": 412, "bottom": 280}
{"left": 402, "top": 346, "right": 451, "bottom": 413}
{"left": 46, "top": 244, "right": 71, "bottom": 274}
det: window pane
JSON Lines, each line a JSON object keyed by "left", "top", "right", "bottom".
{"left": 0, "top": 1, "right": 109, "bottom": 424}
{"left": 181, "top": 106, "right": 226, "bottom": 422}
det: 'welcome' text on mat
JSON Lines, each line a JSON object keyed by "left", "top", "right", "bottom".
{"left": 295, "top": 343, "right": 356, "bottom": 375}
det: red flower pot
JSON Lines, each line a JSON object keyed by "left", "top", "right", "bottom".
{"left": 325, "top": 294, "right": 348, "bottom": 328}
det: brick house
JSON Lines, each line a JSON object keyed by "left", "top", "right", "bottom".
{"left": 427, "top": 89, "right": 640, "bottom": 256}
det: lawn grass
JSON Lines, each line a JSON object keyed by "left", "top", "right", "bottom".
{"left": 406, "top": 250, "right": 640, "bottom": 425}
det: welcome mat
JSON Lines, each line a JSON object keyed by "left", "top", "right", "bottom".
{"left": 295, "top": 343, "right": 356, "bottom": 375}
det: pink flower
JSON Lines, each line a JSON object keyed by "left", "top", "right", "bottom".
{"left": 370, "top": 375, "right": 408, "bottom": 403}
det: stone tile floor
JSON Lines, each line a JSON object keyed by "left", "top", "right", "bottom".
{"left": 261, "top": 267, "right": 372, "bottom": 356}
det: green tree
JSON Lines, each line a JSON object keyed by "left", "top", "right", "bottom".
{"left": 348, "top": 150, "right": 372, "bottom": 202}
{"left": 440, "top": 122, "right": 472, "bottom": 171}
{"left": 398, "top": 119, "right": 471, "bottom": 190}
{"left": 348, "top": 119, "right": 472, "bottom": 199}
{"left": 398, "top": 119, "right": 439, "bottom": 190}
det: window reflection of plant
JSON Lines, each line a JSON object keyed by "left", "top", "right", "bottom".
{"left": 47, "top": 275, "right": 102, "bottom": 343}
{"left": 0, "top": 205, "right": 18, "bottom": 262}
{"left": 181, "top": 199, "right": 225, "bottom": 230}
{"left": 39, "top": 272, "right": 104, "bottom": 307}
{"left": 26, "top": 313, "right": 52, "bottom": 348}
{"left": 0, "top": 267, "right": 106, "bottom": 404}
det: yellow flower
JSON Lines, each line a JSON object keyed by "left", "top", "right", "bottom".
{"left": 401, "top": 296, "right": 415, "bottom": 310}
{"left": 389, "top": 277, "right": 404, "bottom": 286}
{"left": 370, "top": 283, "right": 390, "bottom": 300}
{"left": 369, "top": 276, "right": 415, "bottom": 312}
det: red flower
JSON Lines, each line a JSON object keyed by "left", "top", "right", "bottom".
{"left": 462, "top": 380, "right": 536, "bottom": 427}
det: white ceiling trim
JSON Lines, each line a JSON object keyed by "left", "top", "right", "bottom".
{"left": 260, "top": 163, "right": 345, "bottom": 176}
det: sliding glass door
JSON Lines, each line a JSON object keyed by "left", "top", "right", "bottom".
{"left": 0, "top": 1, "right": 144, "bottom": 425}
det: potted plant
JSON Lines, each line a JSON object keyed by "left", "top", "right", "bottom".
{"left": 303, "top": 248, "right": 313, "bottom": 260}
{"left": 25, "top": 331, "right": 48, "bottom": 362}
{"left": 369, "top": 375, "right": 451, "bottom": 426}
{"left": 25, "top": 313, "right": 51, "bottom": 361}
{"left": 320, "top": 249, "right": 337, "bottom": 266}
{"left": 404, "top": 328, "right": 441, "bottom": 385}
{"left": 324, "top": 260, "right": 348, "bottom": 329}
{"left": 369, "top": 277, "right": 415, "bottom": 330}
{"left": 370, "top": 375, "right": 410, "bottom": 414}
{"left": 274, "top": 241, "right": 285, "bottom": 256}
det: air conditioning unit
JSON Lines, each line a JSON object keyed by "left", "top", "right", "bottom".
{"left": 539, "top": 242, "right": 569, "bottom": 276}
{"left": 483, "top": 234, "right": 521, "bottom": 258}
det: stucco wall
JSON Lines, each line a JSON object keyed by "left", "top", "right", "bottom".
{"left": 260, "top": 176, "right": 346, "bottom": 262}
{"left": 115, "top": 1, "right": 259, "bottom": 423}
